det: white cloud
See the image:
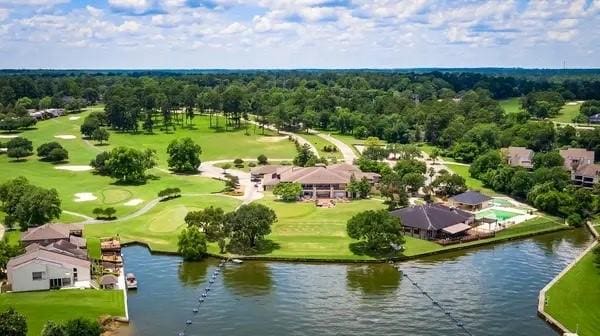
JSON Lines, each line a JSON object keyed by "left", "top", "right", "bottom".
{"left": 0, "top": 8, "right": 9, "bottom": 21}
{"left": 86, "top": 6, "right": 103, "bottom": 18}
{"left": 0, "top": 0, "right": 67, "bottom": 5}
{"left": 547, "top": 30, "right": 577, "bottom": 42}
{"left": 222, "top": 22, "right": 247, "bottom": 34}
{"left": 108, "top": 0, "right": 151, "bottom": 11}
{"left": 118, "top": 20, "right": 141, "bottom": 33}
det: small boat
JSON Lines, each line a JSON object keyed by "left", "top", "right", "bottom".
{"left": 231, "top": 259, "right": 243, "bottom": 264}
{"left": 126, "top": 273, "right": 138, "bottom": 290}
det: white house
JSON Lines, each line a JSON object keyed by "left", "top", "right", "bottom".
{"left": 6, "top": 243, "right": 91, "bottom": 292}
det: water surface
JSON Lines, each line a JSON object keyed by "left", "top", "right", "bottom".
{"left": 122, "top": 229, "right": 592, "bottom": 336}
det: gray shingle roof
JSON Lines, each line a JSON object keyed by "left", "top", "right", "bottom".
{"left": 389, "top": 204, "right": 473, "bottom": 231}
{"left": 449, "top": 191, "right": 491, "bottom": 205}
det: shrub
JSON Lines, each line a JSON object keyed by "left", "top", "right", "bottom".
{"left": 257, "top": 154, "right": 268, "bottom": 165}
{"left": 248, "top": 162, "right": 256, "bottom": 167}
{"left": 233, "top": 158, "right": 244, "bottom": 167}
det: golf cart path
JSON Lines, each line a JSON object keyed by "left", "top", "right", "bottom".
{"left": 315, "top": 132, "right": 357, "bottom": 163}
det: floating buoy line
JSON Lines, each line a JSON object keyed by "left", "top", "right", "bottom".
{"left": 396, "top": 265, "right": 475, "bottom": 336}
{"left": 177, "top": 259, "right": 228, "bottom": 336}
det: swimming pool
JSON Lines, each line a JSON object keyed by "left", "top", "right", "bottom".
{"left": 476, "top": 208, "right": 523, "bottom": 221}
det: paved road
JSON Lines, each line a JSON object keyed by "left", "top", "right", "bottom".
{"left": 316, "top": 133, "right": 357, "bottom": 163}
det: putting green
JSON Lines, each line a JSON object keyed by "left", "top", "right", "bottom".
{"left": 101, "top": 188, "right": 133, "bottom": 205}
{"left": 148, "top": 205, "right": 201, "bottom": 232}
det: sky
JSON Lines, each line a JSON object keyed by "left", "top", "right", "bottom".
{"left": 0, "top": 0, "right": 599, "bottom": 69}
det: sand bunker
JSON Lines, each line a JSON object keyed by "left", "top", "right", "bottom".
{"left": 0, "top": 148, "right": 6, "bottom": 152}
{"left": 0, "top": 134, "right": 18, "bottom": 139}
{"left": 74, "top": 192, "right": 97, "bottom": 202}
{"left": 69, "top": 116, "right": 81, "bottom": 120}
{"left": 258, "top": 136, "right": 287, "bottom": 143}
{"left": 566, "top": 102, "right": 579, "bottom": 106}
{"left": 55, "top": 165, "right": 93, "bottom": 172}
{"left": 55, "top": 135, "right": 77, "bottom": 140}
{"left": 124, "top": 198, "right": 144, "bottom": 206}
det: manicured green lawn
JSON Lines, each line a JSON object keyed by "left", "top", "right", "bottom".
{"left": 85, "top": 195, "right": 241, "bottom": 253}
{"left": 86, "top": 237, "right": 102, "bottom": 259}
{"left": 551, "top": 102, "right": 583, "bottom": 123}
{"left": 499, "top": 97, "right": 522, "bottom": 114}
{"left": 444, "top": 163, "right": 496, "bottom": 195}
{"left": 0, "top": 290, "right": 125, "bottom": 336}
{"left": 545, "top": 248, "right": 600, "bottom": 336}
{"left": 255, "top": 195, "right": 387, "bottom": 259}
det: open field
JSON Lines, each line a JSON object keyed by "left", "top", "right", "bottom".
{"left": 545, "top": 248, "right": 600, "bottom": 336}
{"left": 499, "top": 97, "right": 521, "bottom": 114}
{"left": 550, "top": 102, "right": 583, "bottom": 123}
{"left": 85, "top": 195, "right": 241, "bottom": 253}
{"left": 0, "top": 290, "right": 125, "bottom": 336}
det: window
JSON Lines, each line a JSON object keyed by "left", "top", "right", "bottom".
{"left": 73, "top": 268, "right": 78, "bottom": 281}
{"left": 32, "top": 272, "right": 44, "bottom": 281}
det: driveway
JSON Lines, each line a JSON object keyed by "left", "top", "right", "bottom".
{"left": 200, "top": 159, "right": 265, "bottom": 204}
{"left": 316, "top": 133, "right": 357, "bottom": 163}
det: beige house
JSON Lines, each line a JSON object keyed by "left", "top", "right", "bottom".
{"left": 7, "top": 242, "right": 90, "bottom": 292}
{"left": 559, "top": 148, "right": 595, "bottom": 172}
{"left": 252, "top": 163, "right": 379, "bottom": 199}
{"left": 502, "top": 147, "right": 534, "bottom": 169}
{"left": 572, "top": 163, "right": 600, "bottom": 188}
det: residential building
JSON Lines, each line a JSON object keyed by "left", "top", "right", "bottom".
{"left": 21, "top": 223, "right": 83, "bottom": 247}
{"left": 253, "top": 163, "right": 379, "bottom": 199}
{"left": 448, "top": 191, "right": 492, "bottom": 211}
{"left": 502, "top": 147, "right": 534, "bottom": 169}
{"left": 559, "top": 148, "right": 595, "bottom": 172}
{"left": 389, "top": 204, "right": 475, "bottom": 240}
{"left": 7, "top": 243, "right": 90, "bottom": 292}
{"left": 572, "top": 163, "right": 600, "bottom": 187}
{"left": 589, "top": 113, "right": 600, "bottom": 124}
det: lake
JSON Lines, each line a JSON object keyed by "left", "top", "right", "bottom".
{"left": 121, "top": 229, "right": 592, "bottom": 336}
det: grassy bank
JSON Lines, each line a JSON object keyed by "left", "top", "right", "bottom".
{"left": 0, "top": 290, "right": 125, "bottom": 336}
{"left": 445, "top": 163, "right": 497, "bottom": 195}
{"left": 85, "top": 195, "right": 242, "bottom": 253}
{"left": 545, "top": 248, "right": 600, "bottom": 336}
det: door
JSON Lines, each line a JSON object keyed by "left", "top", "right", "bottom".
{"left": 49, "top": 278, "right": 63, "bottom": 289}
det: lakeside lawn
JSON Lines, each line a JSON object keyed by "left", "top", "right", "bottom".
{"left": 545, "top": 248, "right": 600, "bottom": 336}
{"left": 550, "top": 102, "right": 583, "bottom": 123}
{"left": 84, "top": 195, "right": 241, "bottom": 253}
{"left": 0, "top": 289, "right": 125, "bottom": 336}
{"left": 499, "top": 97, "right": 522, "bottom": 114}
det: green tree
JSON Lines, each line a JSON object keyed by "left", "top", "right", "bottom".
{"left": 0, "top": 177, "right": 61, "bottom": 230}
{"left": 293, "top": 143, "right": 316, "bottom": 167}
{"left": 394, "top": 159, "right": 426, "bottom": 177}
{"left": 79, "top": 116, "right": 99, "bottom": 138}
{"left": 0, "top": 307, "right": 27, "bottom": 336}
{"left": 431, "top": 173, "right": 467, "bottom": 197}
{"left": 257, "top": 154, "right": 268, "bottom": 165}
{"left": 347, "top": 209, "right": 404, "bottom": 252}
{"left": 177, "top": 227, "right": 207, "bottom": 261}
{"left": 225, "top": 204, "right": 276, "bottom": 251}
{"left": 104, "top": 207, "right": 116, "bottom": 219}
{"left": 102, "top": 147, "right": 157, "bottom": 183}
{"left": 532, "top": 151, "right": 564, "bottom": 169}
{"left": 167, "top": 137, "right": 202, "bottom": 173}
{"left": 402, "top": 172, "right": 425, "bottom": 193}
{"left": 0, "top": 240, "right": 23, "bottom": 276}
{"left": 185, "top": 206, "right": 226, "bottom": 242}
{"left": 37, "top": 142, "right": 68, "bottom": 162}
{"left": 91, "top": 128, "right": 109, "bottom": 145}
{"left": 92, "top": 208, "right": 105, "bottom": 219}
{"left": 6, "top": 137, "right": 33, "bottom": 160}
{"left": 469, "top": 150, "right": 502, "bottom": 178}
{"left": 272, "top": 182, "right": 302, "bottom": 201}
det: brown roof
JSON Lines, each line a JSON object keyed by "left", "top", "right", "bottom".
{"left": 21, "top": 223, "right": 82, "bottom": 242}
{"left": 250, "top": 165, "right": 284, "bottom": 175}
{"left": 7, "top": 245, "right": 90, "bottom": 270}
{"left": 504, "top": 146, "right": 533, "bottom": 160}
{"left": 560, "top": 148, "right": 595, "bottom": 169}
{"left": 575, "top": 163, "right": 600, "bottom": 177}
{"left": 262, "top": 163, "right": 379, "bottom": 186}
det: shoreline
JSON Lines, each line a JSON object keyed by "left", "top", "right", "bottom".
{"left": 121, "top": 224, "right": 573, "bottom": 264}
{"left": 537, "top": 221, "right": 599, "bottom": 335}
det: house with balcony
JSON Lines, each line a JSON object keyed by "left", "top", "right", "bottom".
{"left": 571, "top": 163, "right": 600, "bottom": 187}
{"left": 559, "top": 148, "right": 594, "bottom": 172}
{"left": 254, "top": 163, "right": 379, "bottom": 199}
{"left": 502, "top": 146, "right": 534, "bottom": 169}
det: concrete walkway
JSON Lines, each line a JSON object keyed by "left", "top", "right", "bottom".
{"left": 315, "top": 133, "right": 357, "bottom": 163}
{"left": 0, "top": 224, "right": 4, "bottom": 240}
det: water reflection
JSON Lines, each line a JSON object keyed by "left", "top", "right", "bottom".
{"left": 178, "top": 259, "right": 209, "bottom": 286}
{"left": 346, "top": 264, "right": 400, "bottom": 296}
{"left": 223, "top": 262, "right": 273, "bottom": 296}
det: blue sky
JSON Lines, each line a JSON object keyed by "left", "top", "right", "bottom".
{"left": 0, "top": 0, "right": 599, "bottom": 68}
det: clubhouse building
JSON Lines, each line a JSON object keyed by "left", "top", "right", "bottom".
{"left": 251, "top": 163, "right": 379, "bottom": 199}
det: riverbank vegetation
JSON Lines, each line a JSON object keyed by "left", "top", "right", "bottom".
{"left": 0, "top": 290, "right": 124, "bottom": 336}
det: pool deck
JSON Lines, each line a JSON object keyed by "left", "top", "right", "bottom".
{"left": 473, "top": 206, "right": 536, "bottom": 233}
